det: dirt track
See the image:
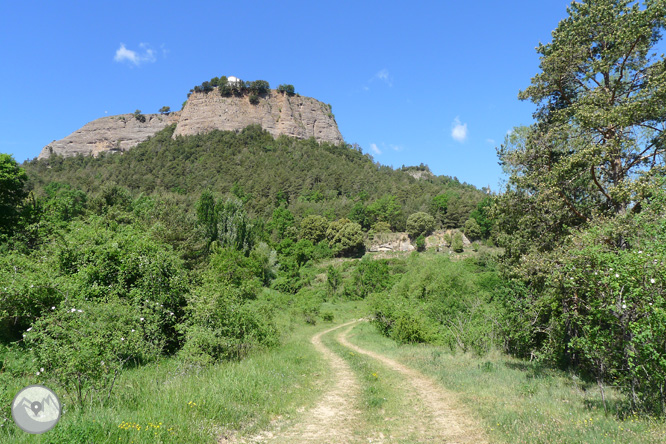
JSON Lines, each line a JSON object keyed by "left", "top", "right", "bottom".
{"left": 223, "top": 320, "right": 487, "bottom": 443}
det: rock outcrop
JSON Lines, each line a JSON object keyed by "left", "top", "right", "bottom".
{"left": 38, "top": 90, "right": 344, "bottom": 160}
{"left": 38, "top": 113, "right": 180, "bottom": 160}
{"left": 367, "top": 230, "right": 472, "bottom": 253}
{"left": 174, "top": 91, "right": 344, "bottom": 144}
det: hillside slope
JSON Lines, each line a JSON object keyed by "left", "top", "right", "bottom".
{"left": 25, "top": 125, "right": 484, "bottom": 224}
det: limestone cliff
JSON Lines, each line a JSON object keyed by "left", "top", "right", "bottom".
{"left": 38, "top": 90, "right": 344, "bottom": 160}
{"left": 174, "top": 91, "right": 344, "bottom": 144}
{"left": 38, "top": 113, "right": 180, "bottom": 160}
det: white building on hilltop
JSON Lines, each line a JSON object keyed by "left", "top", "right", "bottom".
{"left": 227, "top": 76, "right": 242, "bottom": 85}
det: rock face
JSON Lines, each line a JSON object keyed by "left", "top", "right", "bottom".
{"left": 38, "top": 113, "right": 180, "bottom": 160}
{"left": 367, "top": 230, "right": 471, "bottom": 253}
{"left": 174, "top": 91, "right": 344, "bottom": 144}
{"left": 38, "top": 90, "right": 344, "bottom": 160}
{"left": 367, "top": 232, "right": 415, "bottom": 253}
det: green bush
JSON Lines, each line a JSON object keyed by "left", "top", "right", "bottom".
{"left": 181, "top": 283, "right": 279, "bottom": 363}
{"left": 451, "top": 232, "right": 464, "bottom": 252}
{"left": 250, "top": 80, "right": 270, "bottom": 95}
{"left": 350, "top": 257, "right": 392, "bottom": 299}
{"left": 327, "top": 219, "right": 365, "bottom": 257}
{"left": 26, "top": 300, "right": 162, "bottom": 406}
{"left": 277, "top": 84, "right": 295, "bottom": 95}
{"left": 369, "top": 255, "right": 501, "bottom": 353}
{"left": 406, "top": 212, "right": 435, "bottom": 239}
{"left": 300, "top": 214, "right": 329, "bottom": 243}
{"left": 249, "top": 94, "right": 260, "bottom": 105}
{"left": 464, "top": 218, "right": 482, "bottom": 241}
{"left": 326, "top": 266, "right": 341, "bottom": 297}
{"left": 415, "top": 234, "right": 426, "bottom": 252}
{"left": 133, "top": 110, "right": 146, "bottom": 123}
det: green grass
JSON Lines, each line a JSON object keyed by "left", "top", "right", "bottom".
{"left": 347, "top": 321, "right": 666, "bottom": 444}
{"left": 0, "top": 322, "right": 328, "bottom": 444}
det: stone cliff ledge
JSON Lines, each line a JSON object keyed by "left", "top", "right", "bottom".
{"left": 38, "top": 90, "right": 344, "bottom": 160}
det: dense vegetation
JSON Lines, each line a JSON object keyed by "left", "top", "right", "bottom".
{"left": 491, "top": 0, "right": 666, "bottom": 415}
{"left": 23, "top": 124, "right": 487, "bottom": 232}
{"left": 0, "top": 121, "right": 490, "bottom": 432}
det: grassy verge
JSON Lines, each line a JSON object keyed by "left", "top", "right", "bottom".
{"left": 347, "top": 321, "right": 666, "bottom": 444}
{"left": 0, "top": 322, "right": 328, "bottom": 444}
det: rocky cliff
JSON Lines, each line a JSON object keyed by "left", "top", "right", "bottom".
{"left": 174, "top": 91, "right": 344, "bottom": 144}
{"left": 37, "top": 90, "right": 344, "bottom": 160}
{"left": 38, "top": 113, "right": 180, "bottom": 160}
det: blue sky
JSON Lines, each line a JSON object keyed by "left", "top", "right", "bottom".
{"left": 0, "top": 0, "right": 574, "bottom": 191}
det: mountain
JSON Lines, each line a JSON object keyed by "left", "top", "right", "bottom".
{"left": 24, "top": 125, "right": 485, "bottom": 226}
{"left": 37, "top": 89, "right": 343, "bottom": 160}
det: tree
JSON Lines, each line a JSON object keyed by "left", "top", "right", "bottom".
{"left": 269, "top": 207, "right": 295, "bottom": 242}
{"left": 493, "top": 0, "right": 666, "bottom": 414}
{"left": 348, "top": 202, "right": 369, "bottom": 229}
{"left": 329, "top": 221, "right": 365, "bottom": 257}
{"left": 300, "top": 215, "right": 329, "bottom": 243}
{"left": 451, "top": 232, "right": 464, "bottom": 253}
{"left": 516, "top": 0, "right": 666, "bottom": 221}
{"left": 196, "top": 190, "right": 218, "bottom": 250}
{"left": 367, "top": 195, "right": 403, "bottom": 231}
{"left": 463, "top": 218, "right": 482, "bottom": 241}
{"left": 277, "top": 84, "right": 295, "bottom": 96}
{"left": 406, "top": 212, "right": 435, "bottom": 239}
{"left": 0, "top": 154, "right": 28, "bottom": 238}
{"left": 133, "top": 109, "right": 146, "bottom": 123}
{"left": 159, "top": 106, "right": 171, "bottom": 114}
{"left": 469, "top": 196, "right": 493, "bottom": 239}
{"left": 250, "top": 80, "right": 270, "bottom": 95}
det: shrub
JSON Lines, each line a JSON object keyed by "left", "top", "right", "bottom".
{"left": 415, "top": 234, "right": 426, "bottom": 252}
{"left": 406, "top": 212, "right": 435, "bottom": 239}
{"left": 369, "top": 255, "right": 501, "bottom": 353}
{"left": 371, "top": 221, "right": 392, "bottom": 233}
{"left": 464, "top": 218, "right": 482, "bottom": 241}
{"left": 181, "top": 285, "right": 279, "bottom": 363}
{"left": 250, "top": 80, "right": 270, "bottom": 95}
{"left": 300, "top": 215, "right": 329, "bottom": 243}
{"left": 451, "top": 232, "right": 464, "bottom": 252}
{"left": 351, "top": 257, "right": 392, "bottom": 299}
{"left": 277, "top": 84, "right": 295, "bottom": 95}
{"left": 26, "top": 300, "right": 162, "bottom": 406}
{"left": 328, "top": 220, "right": 365, "bottom": 257}
{"left": 219, "top": 84, "right": 232, "bottom": 97}
{"left": 326, "top": 266, "right": 341, "bottom": 297}
{"left": 249, "top": 94, "right": 260, "bottom": 105}
{"left": 133, "top": 109, "right": 146, "bottom": 123}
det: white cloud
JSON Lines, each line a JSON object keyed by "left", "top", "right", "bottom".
{"left": 451, "top": 117, "right": 468, "bottom": 143}
{"left": 114, "top": 43, "right": 157, "bottom": 66}
{"left": 373, "top": 69, "right": 393, "bottom": 87}
{"left": 390, "top": 144, "right": 403, "bottom": 152}
{"left": 370, "top": 143, "right": 382, "bottom": 155}
{"left": 485, "top": 138, "right": 496, "bottom": 145}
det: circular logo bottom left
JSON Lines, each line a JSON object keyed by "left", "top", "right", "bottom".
{"left": 11, "top": 385, "right": 61, "bottom": 434}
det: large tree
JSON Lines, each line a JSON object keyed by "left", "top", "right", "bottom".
{"left": 516, "top": 0, "right": 666, "bottom": 220}
{"left": 0, "top": 154, "right": 28, "bottom": 238}
{"left": 493, "top": 0, "right": 666, "bottom": 413}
